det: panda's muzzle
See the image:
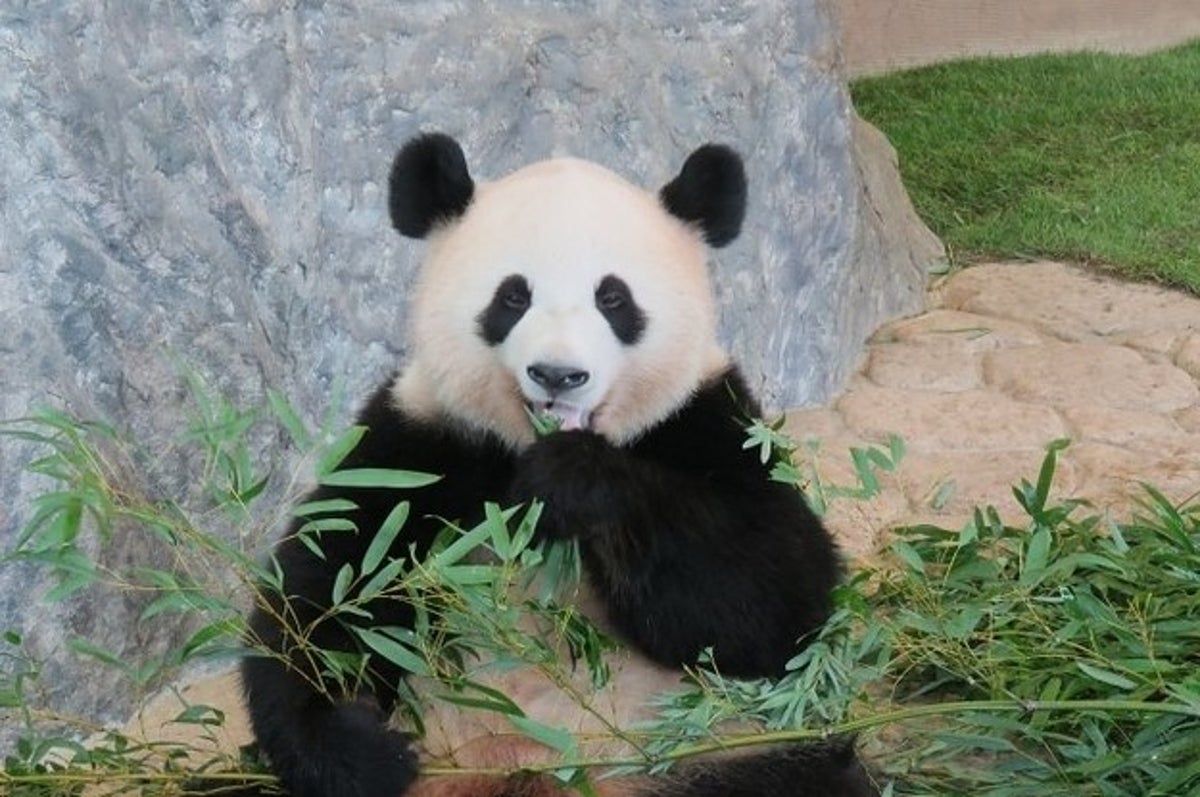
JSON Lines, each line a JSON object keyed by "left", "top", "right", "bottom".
{"left": 524, "top": 362, "right": 594, "bottom": 432}
{"left": 526, "top": 363, "right": 590, "bottom": 393}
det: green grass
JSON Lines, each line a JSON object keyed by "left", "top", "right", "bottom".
{"left": 852, "top": 40, "right": 1200, "bottom": 294}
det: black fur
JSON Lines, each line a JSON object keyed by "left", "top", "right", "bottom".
{"left": 242, "top": 382, "right": 514, "bottom": 797}
{"left": 241, "top": 366, "right": 871, "bottom": 797}
{"left": 657, "top": 739, "right": 877, "bottom": 797}
{"left": 476, "top": 274, "right": 533, "bottom": 345}
{"left": 594, "top": 274, "right": 646, "bottom": 345}
{"left": 659, "top": 144, "right": 747, "bottom": 248}
{"left": 388, "top": 132, "right": 475, "bottom": 238}
{"left": 508, "top": 368, "right": 838, "bottom": 678}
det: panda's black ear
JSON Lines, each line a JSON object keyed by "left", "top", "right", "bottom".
{"left": 388, "top": 133, "right": 475, "bottom": 239}
{"left": 659, "top": 144, "right": 747, "bottom": 248}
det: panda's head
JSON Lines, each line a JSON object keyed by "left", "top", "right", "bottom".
{"left": 388, "top": 133, "right": 746, "bottom": 449}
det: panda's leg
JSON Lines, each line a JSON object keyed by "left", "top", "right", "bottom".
{"left": 240, "top": 609, "right": 420, "bottom": 797}
{"left": 399, "top": 771, "right": 664, "bottom": 797}
{"left": 650, "top": 741, "right": 879, "bottom": 797}
{"left": 236, "top": 380, "right": 518, "bottom": 797}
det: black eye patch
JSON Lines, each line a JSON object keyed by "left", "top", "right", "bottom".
{"left": 595, "top": 274, "right": 645, "bottom": 345}
{"left": 477, "top": 274, "right": 531, "bottom": 346}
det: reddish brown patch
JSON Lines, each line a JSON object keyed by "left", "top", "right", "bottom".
{"left": 407, "top": 772, "right": 650, "bottom": 797}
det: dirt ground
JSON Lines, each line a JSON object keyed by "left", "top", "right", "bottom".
{"left": 837, "top": 0, "right": 1200, "bottom": 76}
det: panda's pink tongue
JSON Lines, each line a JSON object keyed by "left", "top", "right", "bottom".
{"left": 543, "top": 401, "right": 588, "bottom": 431}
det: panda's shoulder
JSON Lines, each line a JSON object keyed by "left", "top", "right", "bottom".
{"left": 691, "top": 365, "right": 763, "bottom": 422}
{"left": 345, "top": 375, "right": 512, "bottom": 476}
{"left": 631, "top": 365, "right": 761, "bottom": 462}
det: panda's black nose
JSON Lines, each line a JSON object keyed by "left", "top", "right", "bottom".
{"left": 527, "top": 363, "right": 590, "bottom": 393}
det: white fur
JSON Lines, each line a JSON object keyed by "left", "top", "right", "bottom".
{"left": 393, "top": 157, "right": 729, "bottom": 449}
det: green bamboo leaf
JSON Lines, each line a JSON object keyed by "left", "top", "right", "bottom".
{"left": 438, "top": 682, "right": 525, "bottom": 717}
{"left": 1034, "top": 438, "right": 1070, "bottom": 511}
{"left": 944, "top": 606, "right": 984, "bottom": 640}
{"left": 849, "top": 447, "right": 881, "bottom": 494}
{"left": 438, "top": 564, "right": 502, "bottom": 586}
{"left": 1043, "top": 552, "right": 1128, "bottom": 580}
{"left": 354, "top": 627, "right": 430, "bottom": 676}
{"left": 896, "top": 609, "right": 941, "bottom": 635}
{"left": 511, "top": 502, "right": 542, "bottom": 556}
{"left": 297, "top": 532, "right": 327, "bottom": 561}
{"left": 525, "top": 405, "right": 564, "bottom": 437}
{"left": 316, "top": 426, "right": 367, "bottom": 476}
{"left": 804, "top": 466, "right": 828, "bottom": 517}
{"left": 68, "top": 638, "right": 129, "bottom": 672}
{"left": 535, "top": 540, "right": 582, "bottom": 604}
{"left": 890, "top": 540, "right": 925, "bottom": 574}
{"left": 35, "top": 548, "right": 98, "bottom": 601}
{"left": 509, "top": 715, "right": 578, "bottom": 757}
{"left": 320, "top": 468, "right": 441, "bottom": 490}
{"left": 432, "top": 519, "right": 496, "bottom": 567}
{"left": 1012, "top": 480, "right": 1035, "bottom": 515}
{"left": 331, "top": 563, "right": 355, "bottom": 605}
{"left": 334, "top": 603, "right": 374, "bottom": 621}
{"left": 179, "top": 620, "right": 242, "bottom": 659}
{"left": 358, "top": 558, "right": 407, "bottom": 601}
{"left": 362, "top": 503, "right": 410, "bottom": 576}
{"left": 44, "top": 571, "right": 95, "bottom": 602}
{"left": 930, "top": 479, "right": 957, "bottom": 511}
{"left": 20, "top": 496, "right": 85, "bottom": 552}
{"left": 172, "top": 704, "right": 225, "bottom": 726}
{"left": 484, "top": 503, "right": 512, "bottom": 559}
{"left": 1076, "top": 661, "right": 1137, "bottom": 690}
{"left": 296, "top": 517, "right": 357, "bottom": 535}
{"left": 293, "top": 498, "right": 359, "bottom": 517}
{"left": 1020, "top": 526, "right": 1052, "bottom": 583}
{"left": 1154, "top": 757, "right": 1200, "bottom": 794}
{"left": 140, "top": 592, "right": 200, "bottom": 621}
{"left": 268, "top": 389, "right": 312, "bottom": 449}
{"left": 865, "top": 446, "right": 896, "bottom": 472}
{"left": 264, "top": 554, "right": 286, "bottom": 591}
{"left": 238, "top": 474, "right": 271, "bottom": 503}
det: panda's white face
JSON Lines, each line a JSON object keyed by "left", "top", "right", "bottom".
{"left": 483, "top": 269, "right": 637, "bottom": 434}
{"left": 394, "top": 157, "right": 729, "bottom": 449}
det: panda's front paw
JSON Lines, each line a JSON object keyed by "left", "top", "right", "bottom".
{"left": 509, "top": 430, "right": 620, "bottom": 541}
{"left": 279, "top": 700, "right": 419, "bottom": 797}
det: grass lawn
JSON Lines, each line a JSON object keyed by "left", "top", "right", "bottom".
{"left": 852, "top": 40, "right": 1200, "bottom": 294}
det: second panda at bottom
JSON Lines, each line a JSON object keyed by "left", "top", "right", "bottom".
{"left": 240, "top": 133, "right": 879, "bottom": 797}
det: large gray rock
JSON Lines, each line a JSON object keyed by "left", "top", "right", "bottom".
{"left": 0, "top": 1, "right": 937, "bottom": 739}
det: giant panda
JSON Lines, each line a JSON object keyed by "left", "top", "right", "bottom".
{"left": 238, "top": 133, "right": 877, "bottom": 797}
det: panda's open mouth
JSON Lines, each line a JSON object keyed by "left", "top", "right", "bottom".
{"left": 527, "top": 400, "right": 592, "bottom": 433}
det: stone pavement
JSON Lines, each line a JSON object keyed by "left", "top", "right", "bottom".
{"left": 119, "top": 260, "right": 1200, "bottom": 755}
{"left": 788, "top": 261, "right": 1200, "bottom": 558}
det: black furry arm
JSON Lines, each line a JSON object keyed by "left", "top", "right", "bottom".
{"left": 241, "top": 380, "right": 514, "bottom": 797}
{"left": 246, "top": 380, "right": 514, "bottom": 696}
{"left": 508, "top": 367, "right": 841, "bottom": 680}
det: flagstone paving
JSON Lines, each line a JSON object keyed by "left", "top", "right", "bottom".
{"left": 790, "top": 261, "right": 1200, "bottom": 557}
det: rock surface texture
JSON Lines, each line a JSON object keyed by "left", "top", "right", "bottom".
{"left": 0, "top": 3, "right": 934, "bottom": 739}
{"left": 791, "top": 261, "right": 1200, "bottom": 557}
